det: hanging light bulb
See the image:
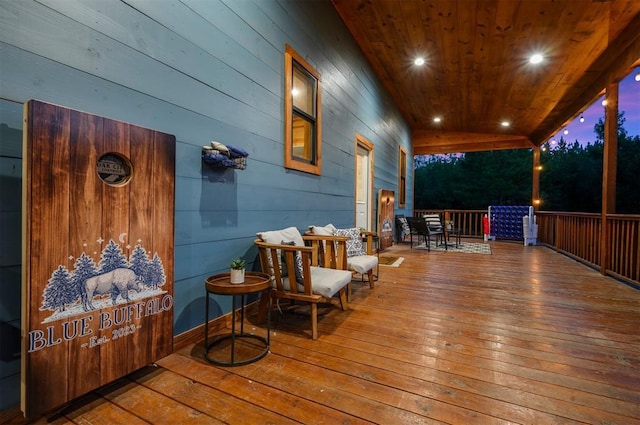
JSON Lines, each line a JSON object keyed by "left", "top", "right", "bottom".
{"left": 635, "top": 71, "right": 640, "bottom": 82}
{"left": 564, "top": 129, "right": 569, "bottom": 135}
{"left": 579, "top": 115, "right": 585, "bottom": 123}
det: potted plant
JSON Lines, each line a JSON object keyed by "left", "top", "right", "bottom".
{"left": 229, "top": 258, "right": 246, "bottom": 284}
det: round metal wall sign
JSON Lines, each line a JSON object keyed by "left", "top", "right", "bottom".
{"left": 96, "top": 153, "right": 132, "bottom": 186}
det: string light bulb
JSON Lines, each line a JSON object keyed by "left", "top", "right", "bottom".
{"left": 579, "top": 115, "right": 585, "bottom": 123}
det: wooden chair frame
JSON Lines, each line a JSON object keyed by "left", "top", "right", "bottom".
{"left": 305, "top": 231, "right": 378, "bottom": 295}
{"left": 357, "top": 230, "right": 378, "bottom": 288}
{"left": 255, "top": 235, "right": 349, "bottom": 340}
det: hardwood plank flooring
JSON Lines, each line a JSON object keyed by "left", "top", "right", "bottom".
{"left": 6, "top": 240, "right": 640, "bottom": 424}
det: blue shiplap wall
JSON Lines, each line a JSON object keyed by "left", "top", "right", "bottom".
{"left": 0, "top": 0, "right": 412, "bottom": 410}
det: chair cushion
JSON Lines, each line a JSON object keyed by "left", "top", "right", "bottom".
{"left": 257, "top": 226, "right": 304, "bottom": 246}
{"left": 347, "top": 254, "right": 378, "bottom": 274}
{"left": 280, "top": 240, "right": 304, "bottom": 283}
{"left": 256, "top": 227, "right": 305, "bottom": 277}
{"left": 308, "top": 223, "right": 337, "bottom": 236}
{"left": 280, "top": 266, "right": 351, "bottom": 298}
{"left": 334, "top": 227, "right": 366, "bottom": 257}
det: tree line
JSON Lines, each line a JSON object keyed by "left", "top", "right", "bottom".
{"left": 414, "top": 112, "right": 640, "bottom": 214}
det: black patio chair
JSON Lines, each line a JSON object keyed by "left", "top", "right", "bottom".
{"left": 406, "top": 216, "right": 447, "bottom": 251}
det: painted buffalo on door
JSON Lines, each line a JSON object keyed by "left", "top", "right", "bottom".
{"left": 81, "top": 268, "right": 142, "bottom": 311}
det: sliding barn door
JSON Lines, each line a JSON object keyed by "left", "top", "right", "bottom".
{"left": 21, "top": 100, "right": 175, "bottom": 418}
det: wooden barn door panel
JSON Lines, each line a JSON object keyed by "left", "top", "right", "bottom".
{"left": 23, "top": 101, "right": 72, "bottom": 413}
{"left": 22, "top": 100, "right": 176, "bottom": 418}
{"left": 67, "top": 108, "right": 104, "bottom": 398}
{"left": 377, "top": 189, "right": 395, "bottom": 251}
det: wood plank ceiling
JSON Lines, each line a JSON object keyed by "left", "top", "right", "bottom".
{"left": 331, "top": 0, "right": 640, "bottom": 154}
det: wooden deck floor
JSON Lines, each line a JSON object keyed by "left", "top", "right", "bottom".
{"left": 7, "top": 240, "right": 640, "bottom": 424}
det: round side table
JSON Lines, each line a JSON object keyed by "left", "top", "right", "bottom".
{"left": 204, "top": 272, "right": 271, "bottom": 366}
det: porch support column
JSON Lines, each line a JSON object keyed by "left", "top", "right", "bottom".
{"left": 600, "top": 82, "right": 618, "bottom": 275}
{"left": 532, "top": 146, "right": 541, "bottom": 210}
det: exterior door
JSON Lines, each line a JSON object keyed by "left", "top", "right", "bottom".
{"left": 355, "top": 134, "right": 374, "bottom": 230}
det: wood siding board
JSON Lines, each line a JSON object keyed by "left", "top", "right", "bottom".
{"left": 177, "top": 0, "right": 283, "bottom": 75}
{"left": 0, "top": 2, "right": 281, "bottom": 138}
{"left": 0, "top": 43, "right": 238, "bottom": 155}
{"left": 42, "top": 0, "right": 282, "bottom": 96}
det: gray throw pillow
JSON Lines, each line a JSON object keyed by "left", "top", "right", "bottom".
{"left": 281, "top": 240, "right": 304, "bottom": 283}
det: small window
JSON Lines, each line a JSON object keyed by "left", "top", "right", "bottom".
{"left": 398, "top": 146, "right": 407, "bottom": 207}
{"left": 285, "top": 45, "right": 322, "bottom": 175}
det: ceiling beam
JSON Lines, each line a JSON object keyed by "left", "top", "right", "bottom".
{"left": 413, "top": 130, "right": 533, "bottom": 155}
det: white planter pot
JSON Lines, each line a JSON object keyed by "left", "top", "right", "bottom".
{"left": 230, "top": 268, "right": 245, "bottom": 284}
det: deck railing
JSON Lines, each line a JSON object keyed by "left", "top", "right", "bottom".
{"left": 413, "top": 209, "right": 640, "bottom": 287}
{"left": 414, "top": 209, "right": 486, "bottom": 238}
{"left": 536, "top": 211, "right": 640, "bottom": 287}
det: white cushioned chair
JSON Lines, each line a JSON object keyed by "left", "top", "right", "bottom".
{"left": 308, "top": 224, "right": 378, "bottom": 295}
{"left": 255, "top": 226, "right": 352, "bottom": 340}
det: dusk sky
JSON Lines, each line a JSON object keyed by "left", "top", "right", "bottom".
{"left": 547, "top": 68, "right": 640, "bottom": 147}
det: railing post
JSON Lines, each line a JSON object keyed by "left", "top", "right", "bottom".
{"left": 532, "top": 146, "right": 541, "bottom": 209}
{"left": 600, "top": 82, "right": 618, "bottom": 275}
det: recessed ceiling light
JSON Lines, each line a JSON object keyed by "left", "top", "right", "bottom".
{"left": 433, "top": 116, "right": 441, "bottom": 123}
{"left": 414, "top": 57, "right": 425, "bottom": 66}
{"left": 529, "top": 54, "right": 543, "bottom": 64}
{"left": 501, "top": 121, "right": 510, "bottom": 127}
